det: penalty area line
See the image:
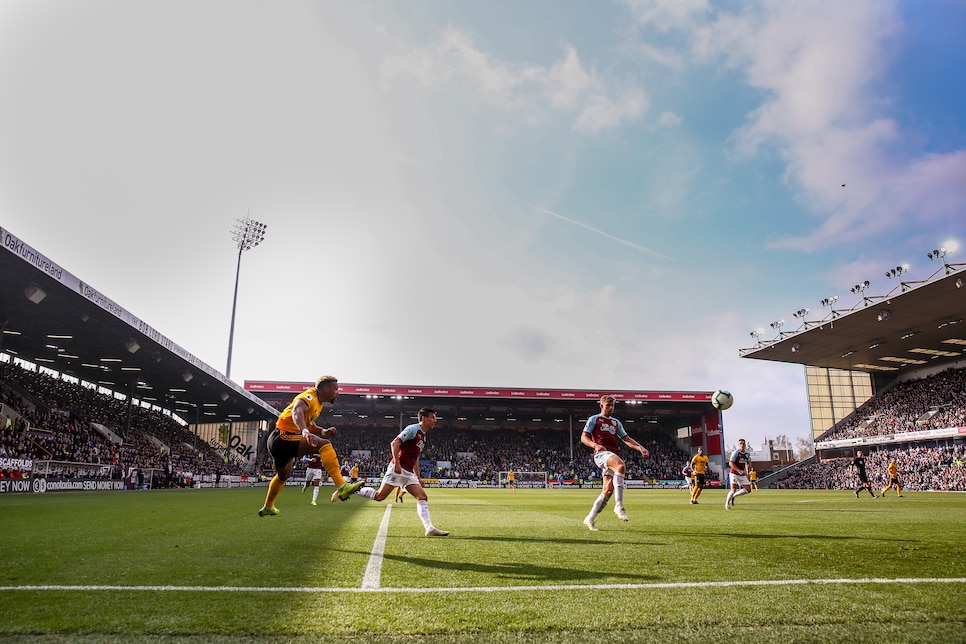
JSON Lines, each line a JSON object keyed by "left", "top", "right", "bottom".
{"left": 3, "top": 578, "right": 966, "bottom": 594}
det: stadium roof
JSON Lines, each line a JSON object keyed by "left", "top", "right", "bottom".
{"left": 740, "top": 265, "right": 966, "bottom": 377}
{"left": 246, "top": 380, "right": 721, "bottom": 434}
{"left": 0, "top": 226, "right": 278, "bottom": 423}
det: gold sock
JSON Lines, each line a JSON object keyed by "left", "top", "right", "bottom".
{"left": 264, "top": 475, "right": 285, "bottom": 507}
{"left": 319, "top": 443, "right": 346, "bottom": 488}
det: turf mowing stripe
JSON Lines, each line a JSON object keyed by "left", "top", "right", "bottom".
{"left": 5, "top": 578, "right": 965, "bottom": 593}
{"left": 361, "top": 503, "right": 393, "bottom": 590}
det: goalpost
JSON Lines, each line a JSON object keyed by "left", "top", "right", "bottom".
{"left": 498, "top": 471, "right": 548, "bottom": 488}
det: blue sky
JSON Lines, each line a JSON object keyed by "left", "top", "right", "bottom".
{"left": 0, "top": 0, "right": 963, "bottom": 452}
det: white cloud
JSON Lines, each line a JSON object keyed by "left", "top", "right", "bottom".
{"left": 657, "top": 110, "right": 682, "bottom": 127}
{"left": 628, "top": 0, "right": 966, "bottom": 251}
{"left": 382, "top": 26, "right": 646, "bottom": 132}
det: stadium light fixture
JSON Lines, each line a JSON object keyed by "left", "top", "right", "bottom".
{"left": 791, "top": 343, "right": 802, "bottom": 353}
{"left": 24, "top": 284, "right": 46, "bottom": 304}
{"left": 769, "top": 319, "right": 784, "bottom": 330}
{"left": 226, "top": 214, "right": 268, "bottom": 379}
{"left": 876, "top": 310, "right": 892, "bottom": 322}
{"left": 850, "top": 280, "right": 870, "bottom": 294}
{"left": 793, "top": 308, "right": 809, "bottom": 319}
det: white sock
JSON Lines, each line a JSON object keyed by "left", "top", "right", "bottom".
{"left": 587, "top": 493, "right": 608, "bottom": 520}
{"left": 312, "top": 486, "right": 319, "bottom": 502}
{"left": 734, "top": 488, "right": 750, "bottom": 498}
{"left": 613, "top": 474, "right": 625, "bottom": 510}
{"left": 357, "top": 487, "right": 376, "bottom": 500}
{"left": 726, "top": 491, "right": 734, "bottom": 504}
{"left": 416, "top": 499, "right": 433, "bottom": 530}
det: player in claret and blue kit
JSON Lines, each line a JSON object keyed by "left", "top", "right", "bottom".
{"left": 580, "top": 395, "right": 650, "bottom": 531}
{"left": 725, "top": 438, "right": 753, "bottom": 510}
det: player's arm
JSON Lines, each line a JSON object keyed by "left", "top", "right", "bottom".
{"left": 580, "top": 429, "right": 600, "bottom": 451}
{"left": 729, "top": 455, "right": 743, "bottom": 475}
{"left": 390, "top": 436, "right": 403, "bottom": 473}
{"left": 621, "top": 435, "right": 649, "bottom": 458}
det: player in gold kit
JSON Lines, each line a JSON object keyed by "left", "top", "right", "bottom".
{"left": 258, "top": 376, "right": 363, "bottom": 516}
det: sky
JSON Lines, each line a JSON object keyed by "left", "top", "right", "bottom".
{"left": 0, "top": 0, "right": 964, "bottom": 453}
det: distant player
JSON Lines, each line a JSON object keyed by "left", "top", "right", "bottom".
{"left": 580, "top": 395, "right": 650, "bottom": 530}
{"left": 881, "top": 459, "right": 903, "bottom": 497}
{"left": 690, "top": 446, "right": 709, "bottom": 504}
{"left": 507, "top": 470, "right": 516, "bottom": 490}
{"left": 725, "top": 439, "right": 752, "bottom": 510}
{"left": 851, "top": 450, "right": 877, "bottom": 499}
{"left": 356, "top": 407, "right": 449, "bottom": 536}
{"left": 301, "top": 453, "right": 325, "bottom": 506}
{"left": 682, "top": 463, "right": 694, "bottom": 497}
{"left": 749, "top": 467, "right": 758, "bottom": 490}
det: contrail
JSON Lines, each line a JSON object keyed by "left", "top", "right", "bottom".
{"left": 532, "top": 206, "right": 673, "bottom": 260}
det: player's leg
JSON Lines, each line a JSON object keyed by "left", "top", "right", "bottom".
{"left": 357, "top": 482, "right": 395, "bottom": 502}
{"left": 607, "top": 454, "right": 629, "bottom": 521}
{"left": 725, "top": 483, "right": 736, "bottom": 509}
{"left": 260, "top": 431, "right": 293, "bottom": 516}
{"left": 395, "top": 487, "right": 406, "bottom": 502}
{"left": 584, "top": 474, "right": 612, "bottom": 530}
{"left": 405, "top": 482, "right": 447, "bottom": 536}
{"left": 310, "top": 475, "right": 322, "bottom": 504}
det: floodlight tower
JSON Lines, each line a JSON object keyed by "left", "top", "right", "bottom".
{"left": 226, "top": 215, "right": 267, "bottom": 379}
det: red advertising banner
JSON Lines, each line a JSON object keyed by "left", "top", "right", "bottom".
{"left": 245, "top": 380, "right": 714, "bottom": 402}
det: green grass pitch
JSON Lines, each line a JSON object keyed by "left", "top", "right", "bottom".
{"left": 1, "top": 486, "right": 964, "bottom": 643}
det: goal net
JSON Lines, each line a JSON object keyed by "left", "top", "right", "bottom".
{"left": 498, "top": 471, "right": 548, "bottom": 488}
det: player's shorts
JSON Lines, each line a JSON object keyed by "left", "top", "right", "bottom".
{"left": 593, "top": 450, "right": 621, "bottom": 475}
{"left": 694, "top": 473, "right": 706, "bottom": 489}
{"left": 888, "top": 476, "right": 902, "bottom": 487}
{"left": 730, "top": 472, "right": 751, "bottom": 488}
{"left": 857, "top": 473, "right": 869, "bottom": 484}
{"left": 684, "top": 476, "right": 693, "bottom": 487}
{"left": 381, "top": 464, "right": 420, "bottom": 489}
{"left": 305, "top": 467, "right": 323, "bottom": 483}
{"left": 266, "top": 428, "right": 300, "bottom": 467}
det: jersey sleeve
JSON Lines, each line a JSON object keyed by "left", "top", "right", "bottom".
{"left": 615, "top": 420, "right": 628, "bottom": 439}
{"left": 397, "top": 425, "right": 419, "bottom": 442}
{"left": 582, "top": 415, "right": 598, "bottom": 434}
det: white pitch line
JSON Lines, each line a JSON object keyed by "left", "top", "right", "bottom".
{"left": 3, "top": 578, "right": 965, "bottom": 594}
{"left": 361, "top": 503, "right": 393, "bottom": 590}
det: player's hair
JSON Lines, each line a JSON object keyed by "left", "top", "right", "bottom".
{"left": 417, "top": 407, "right": 436, "bottom": 419}
{"left": 315, "top": 375, "right": 338, "bottom": 388}
{"left": 599, "top": 395, "right": 616, "bottom": 404}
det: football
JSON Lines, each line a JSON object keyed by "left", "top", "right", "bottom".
{"left": 711, "top": 389, "right": 734, "bottom": 411}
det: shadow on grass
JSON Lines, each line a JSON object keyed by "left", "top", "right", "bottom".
{"left": 333, "top": 548, "right": 656, "bottom": 583}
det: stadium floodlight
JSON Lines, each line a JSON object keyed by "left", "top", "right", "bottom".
{"left": 885, "top": 265, "right": 908, "bottom": 279}
{"left": 820, "top": 295, "right": 838, "bottom": 307}
{"left": 226, "top": 215, "right": 268, "bottom": 379}
{"left": 850, "top": 281, "right": 870, "bottom": 294}
{"left": 769, "top": 319, "right": 785, "bottom": 330}
{"left": 793, "top": 308, "right": 809, "bottom": 319}
{"left": 927, "top": 245, "right": 955, "bottom": 275}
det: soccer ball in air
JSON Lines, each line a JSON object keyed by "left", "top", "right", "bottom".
{"left": 711, "top": 389, "right": 734, "bottom": 411}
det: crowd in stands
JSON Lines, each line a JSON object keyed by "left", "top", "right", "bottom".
{"left": 821, "top": 367, "right": 966, "bottom": 442}
{"left": 5, "top": 359, "right": 701, "bottom": 487}
{"left": 1, "top": 362, "right": 245, "bottom": 485}
{"left": 773, "top": 444, "right": 966, "bottom": 492}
